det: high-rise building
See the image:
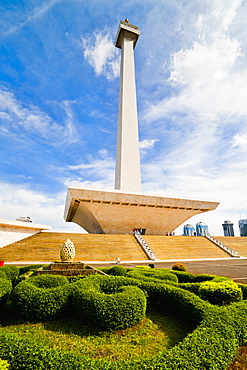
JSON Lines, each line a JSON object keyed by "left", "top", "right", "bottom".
{"left": 239, "top": 220, "right": 247, "bottom": 237}
{"left": 183, "top": 224, "right": 195, "bottom": 236}
{"left": 196, "top": 222, "right": 209, "bottom": 236}
{"left": 222, "top": 220, "right": 234, "bottom": 236}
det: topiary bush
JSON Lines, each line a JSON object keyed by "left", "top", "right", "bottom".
{"left": 18, "top": 264, "right": 45, "bottom": 276}
{"left": 0, "top": 279, "right": 12, "bottom": 308}
{"left": 28, "top": 274, "right": 69, "bottom": 289}
{"left": 0, "top": 266, "right": 19, "bottom": 283}
{"left": 2, "top": 272, "right": 247, "bottom": 369}
{"left": 127, "top": 267, "right": 178, "bottom": 283}
{"left": 0, "top": 272, "right": 6, "bottom": 280}
{"left": 107, "top": 265, "right": 127, "bottom": 276}
{"left": 11, "top": 275, "right": 70, "bottom": 321}
{"left": 238, "top": 283, "right": 247, "bottom": 300}
{"left": 170, "top": 270, "right": 194, "bottom": 283}
{"left": 0, "top": 359, "right": 9, "bottom": 370}
{"left": 70, "top": 276, "right": 146, "bottom": 330}
{"left": 198, "top": 280, "right": 243, "bottom": 305}
{"left": 172, "top": 262, "right": 187, "bottom": 271}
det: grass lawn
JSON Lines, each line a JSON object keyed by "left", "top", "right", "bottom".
{"left": 0, "top": 308, "right": 194, "bottom": 362}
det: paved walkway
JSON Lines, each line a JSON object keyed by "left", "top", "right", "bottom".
{"left": 90, "top": 257, "right": 247, "bottom": 283}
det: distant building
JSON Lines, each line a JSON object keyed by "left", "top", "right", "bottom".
{"left": 239, "top": 219, "right": 247, "bottom": 237}
{"left": 183, "top": 224, "right": 195, "bottom": 236}
{"left": 196, "top": 222, "right": 209, "bottom": 236}
{"left": 222, "top": 220, "right": 234, "bottom": 236}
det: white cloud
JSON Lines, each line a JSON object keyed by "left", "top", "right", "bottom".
{"left": 67, "top": 156, "right": 115, "bottom": 189}
{"left": 0, "top": 182, "right": 82, "bottom": 232}
{"left": 139, "top": 138, "right": 159, "bottom": 150}
{"left": 81, "top": 31, "right": 120, "bottom": 80}
{"left": 0, "top": 89, "right": 78, "bottom": 145}
{"left": 232, "top": 133, "right": 247, "bottom": 150}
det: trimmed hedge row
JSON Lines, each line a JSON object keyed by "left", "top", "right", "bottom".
{"left": 1, "top": 285, "right": 247, "bottom": 369}
{"left": 0, "top": 359, "right": 9, "bottom": 370}
{"left": 70, "top": 282, "right": 146, "bottom": 330}
{"left": 126, "top": 266, "right": 179, "bottom": 283}
{"left": 0, "top": 279, "right": 12, "bottom": 308}
{"left": 11, "top": 275, "right": 70, "bottom": 321}
{"left": 0, "top": 266, "right": 19, "bottom": 283}
{"left": 198, "top": 280, "right": 243, "bottom": 305}
{"left": 1, "top": 266, "right": 247, "bottom": 369}
{"left": 10, "top": 274, "right": 146, "bottom": 330}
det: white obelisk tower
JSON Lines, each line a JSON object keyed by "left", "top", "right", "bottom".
{"left": 115, "top": 20, "right": 142, "bottom": 193}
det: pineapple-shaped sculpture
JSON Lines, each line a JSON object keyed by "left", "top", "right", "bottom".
{"left": 60, "top": 238, "right": 75, "bottom": 262}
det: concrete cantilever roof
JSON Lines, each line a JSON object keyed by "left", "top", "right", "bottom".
{"left": 64, "top": 187, "right": 219, "bottom": 235}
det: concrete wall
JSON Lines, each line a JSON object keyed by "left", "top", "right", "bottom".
{"left": 0, "top": 219, "right": 51, "bottom": 248}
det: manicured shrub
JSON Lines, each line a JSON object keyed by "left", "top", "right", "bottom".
{"left": 0, "top": 359, "right": 9, "bottom": 370}
{"left": 0, "top": 272, "right": 6, "bottom": 280}
{"left": 0, "top": 333, "right": 90, "bottom": 370}
{"left": 198, "top": 280, "right": 243, "bottom": 305}
{"left": 18, "top": 264, "right": 44, "bottom": 275}
{"left": 192, "top": 274, "right": 215, "bottom": 282}
{"left": 238, "top": 283, "right": 247, "bottom": 300}
{"left": 2, "top": 273, "right": 247, "bottom": 370}
{"left": 178, "top": 282, "right": 201, "bottom": 295}
{"left": 0, "top": 266, "right": 19, "bottom": 282}
{"left": 11, "top": 275, "right": 70, "bottom": 321}
{"left": 28, "top": 274, "right": 69, "bottom": 289}
{"left": 127, "top": 267, "right": 178, "bottom": 283}
{"left": 70, "top": 277, "right": 146, "bottom": 330}
{"left": 0, "top": 279, "right": 12, "bottom": 307}
{"left": 107, "top": 266, "right": 127, "bottom": 276}
{"left": 172, "top": 262, "right": 187, "bottom": 271}
{"left": 170, "top": 270, "right": 194, "bottom": 283}
{"left": 87, "top": 274, "right": 206, "bottom": 326}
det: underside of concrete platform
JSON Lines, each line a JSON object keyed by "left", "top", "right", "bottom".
{"left": 64, "top": 187, "right": 219, "bottom": 235}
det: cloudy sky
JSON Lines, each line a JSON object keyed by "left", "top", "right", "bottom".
{"left": 1, "top": 0, "right": 247, "bottom": 236}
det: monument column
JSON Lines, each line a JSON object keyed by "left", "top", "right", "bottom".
{"left": 115, "top": 20, "right": 142, "bottom": 193}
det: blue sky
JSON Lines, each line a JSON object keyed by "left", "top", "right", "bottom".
{"left": 1, "top": 0, "right": 247, "bottom": 236}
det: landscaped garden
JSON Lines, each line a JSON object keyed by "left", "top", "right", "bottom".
{"left": 0, "top": 263, "right": 247, "bottom": 369}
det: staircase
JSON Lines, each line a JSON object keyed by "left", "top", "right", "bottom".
{"left": 0, "top": 232, "right": 148, "bottom": 262}
{"left": 143, "top": 236, "right": 234, "bottom": 260}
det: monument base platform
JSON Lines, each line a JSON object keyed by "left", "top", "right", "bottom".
{"left": 64, "top": 187, "right": 219, "bottom": 235}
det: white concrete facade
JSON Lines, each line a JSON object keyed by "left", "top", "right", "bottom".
{"left": 0, "top": 219, "right": 51, "bottom": 248}
{"left": 115, "top": 21, "right": 142, "bottom": 192}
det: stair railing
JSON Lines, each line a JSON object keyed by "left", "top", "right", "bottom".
{"left": 133, "top": 231, "right": 156, "bottom": 260}
{"left": 205, "top": 234, "right": 239, "bottom": 257}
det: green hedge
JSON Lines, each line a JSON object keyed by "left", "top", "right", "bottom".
{"left": 0, "top": 266, "right": 19, "bottom": 283}
{"left": 127, "top": 267, "right": 178, "bottom": 283}
{"left": 18, "top": 264, "right": 45, "bottom": 276}
{"left": 0, "top": 279, "right": 12, "bottom": 307}
{"left": 198, "top": 280, "right": 243, "bottom": 305}
{"left": 2, "top": 270, "right": 247, "bottom": 369}
{"left": 84, "top": 275, "right": 205, "bottom": 326}
{"left": 238, "top": 283, "right": 247, "bottom": 300}
{"left": 0, "top": 359, "right": 9, "bottom": 370}
{"left": 70, "top": 277, "right": 146, "bottom": 330}
{"left": 11, "top": 275, "right": 70, "bottom": 321}
{"left": 107, "top": 266, "right": 128, "bottom": 276}
{"left": 1, "top": 292, "right": 247, "bottom": 369}
{"left": 0, "top": 272, "right": 6, "bottom": 280}
{"left": 28, "top": 274, "right": 69, "bottom": 289}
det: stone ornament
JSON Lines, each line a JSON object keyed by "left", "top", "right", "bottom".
{"left": 60, "top": 238, "right": 75, "bottom": 262}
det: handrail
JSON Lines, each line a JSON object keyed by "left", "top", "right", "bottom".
{"left": 133, "top": 231, "right": 156, "bottom": 260}
{"left": 205, "top": 235, "right": 239, "bottom": 257}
